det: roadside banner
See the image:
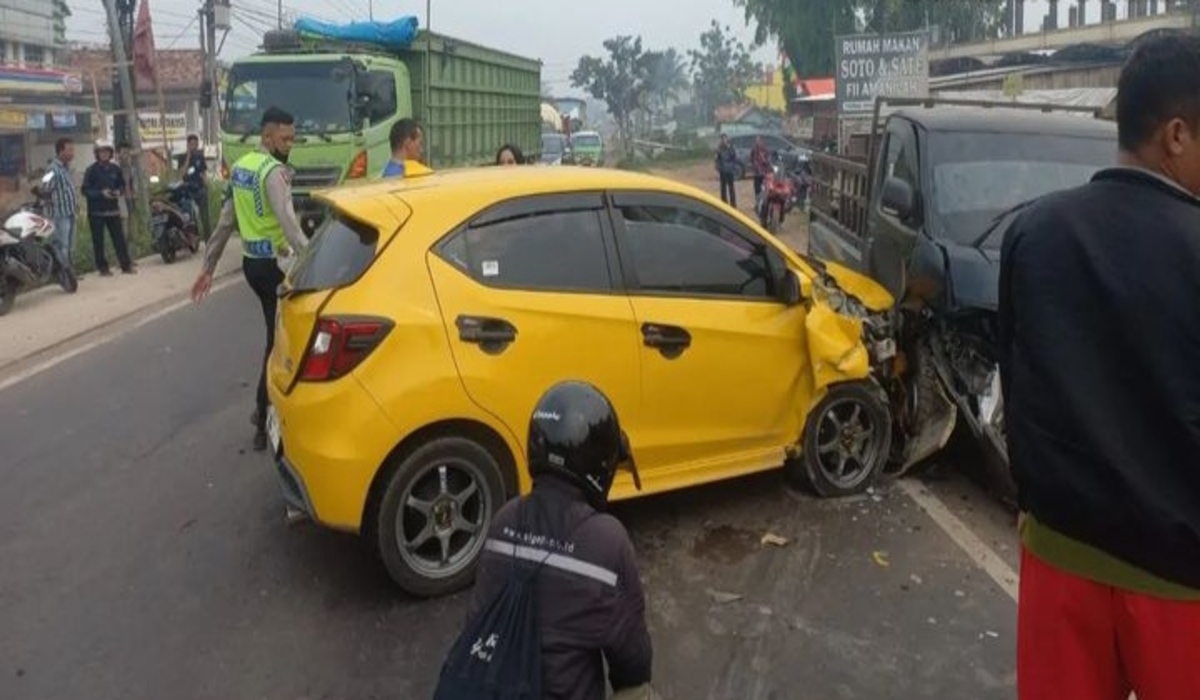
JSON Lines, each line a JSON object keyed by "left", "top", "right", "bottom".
{"left": 835, "top": 30, "right": 931, "bottom": 115}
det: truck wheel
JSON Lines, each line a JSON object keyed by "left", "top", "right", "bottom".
{"left": 790, "top": 382, "right": 892, "bottom": 498}
{"left": 884, "top": 341, "right": 958, "bottom": 477}
{"left": 374, "top": 436, "right": 506, "bottom": 598}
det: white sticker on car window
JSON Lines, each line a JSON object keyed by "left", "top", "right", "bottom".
{"left": 481, "top": 260, "right": 500, "bottom": 277}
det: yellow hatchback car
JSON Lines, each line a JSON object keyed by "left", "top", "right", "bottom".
{"left": 266, "top": 166, "right": 897, "bottom": 596}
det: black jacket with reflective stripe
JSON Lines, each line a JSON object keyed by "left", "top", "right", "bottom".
{"left": 999, "top": 167, "right": 1200, "bottom": 588}
{"left": 467, "top": 478, "right": 653, "bottom": 700}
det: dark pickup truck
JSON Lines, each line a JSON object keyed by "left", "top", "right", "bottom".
{"left": 808, "top": 97, "right": 1117, "bottom": 497}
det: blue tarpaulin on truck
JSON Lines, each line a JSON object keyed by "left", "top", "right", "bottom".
{"left": 293, "top": 15, "right": 420, "bottom": 51}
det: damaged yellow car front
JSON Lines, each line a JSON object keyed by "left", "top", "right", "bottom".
{"left": 789, "top": 255, "right": 899, "bottom": 497}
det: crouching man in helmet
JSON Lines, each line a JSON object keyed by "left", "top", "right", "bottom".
{"left": 467, "top": 381, "right": 658, "bottom": 700}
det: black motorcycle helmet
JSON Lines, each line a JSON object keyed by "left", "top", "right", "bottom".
{"left": 527, "top": 381, "right": 641, "bottom": 510}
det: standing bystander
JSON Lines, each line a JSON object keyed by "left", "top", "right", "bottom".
{"left": 81, "top": 140, "right": 135, "bottom": 276}
{"left": 999, "top": 33, "right": 1200, "bottom": 700}
{"left": 41, "top": 138, "right": 78, "bottom": 271}
{"left": 751, "top": 135, "right": 771, "bottom": 200}
{"left": 715, "top": 133, "right": 738, "bottom": 208}
{"left": 381, "top": 119, "right": 424, "bottom": 178}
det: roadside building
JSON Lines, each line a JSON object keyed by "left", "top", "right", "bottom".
{"left": 791, "top": 78, "right": 837, "bottom": 146}
{"left": 67, "top": 46, "right": 210, "bottom": 176}
{"left": 0, "top": 1, "right": 93, "bottom": 211}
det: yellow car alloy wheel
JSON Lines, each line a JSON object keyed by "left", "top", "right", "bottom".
{"left": 372, "top": 435, "right": 511, "bottom": 598}
{"left": 794, "top": 382, "right": 892, "bottom": 498}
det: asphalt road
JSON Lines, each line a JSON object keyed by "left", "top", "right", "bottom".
{"left": 0, "top": 282, "right": 1020, "bottom": 700}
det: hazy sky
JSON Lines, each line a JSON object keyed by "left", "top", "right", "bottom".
{"left": 63, "top": 0, "right": 1159, "bottom": 92}
{"left": 64, "top": 0, "right": 778, "bottom": 97}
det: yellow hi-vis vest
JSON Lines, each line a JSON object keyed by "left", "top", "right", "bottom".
{"left": 230, "top": 151, "right": 286, "bottom": 258}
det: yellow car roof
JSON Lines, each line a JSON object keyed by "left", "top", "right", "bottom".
{"left": 314, "top": 165, "right": 816, "bottom": 273}
{"left": 317, "top": 165, "right": 715, "bottom": 231}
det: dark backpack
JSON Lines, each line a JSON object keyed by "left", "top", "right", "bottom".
{"left": 433, "top": 500, "right": 592, "bottom": 700}
{"left": 432, "top": 562, "right": 544, "bottom": 700}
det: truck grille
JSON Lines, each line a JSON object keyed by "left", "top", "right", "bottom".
{"left": 290, "top": 166, "right": 342, "bottom": 190}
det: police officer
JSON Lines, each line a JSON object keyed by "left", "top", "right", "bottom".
{"left": 190, "top": 106, "right": 308, "bottom": 451}
{"left": 466, "top": 381, "right": 656, "bottom": 700}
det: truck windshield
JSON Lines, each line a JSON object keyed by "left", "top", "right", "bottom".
{"left": 574, "top": 135, "right": 601, "bottom": 148}
{"left": 927, "top": 130, "right": 1116, "bottom": 249}
{"left": 223, "top": 61, "right": 354, "bottom": 136}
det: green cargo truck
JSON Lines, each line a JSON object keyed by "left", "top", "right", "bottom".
{"left": 220, "top": 28, "right": 542, "bottom": 234}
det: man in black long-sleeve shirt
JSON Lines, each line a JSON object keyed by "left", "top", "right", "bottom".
{"left": 81, "top": 140, "right": 135, "bottom": 276}
{"left": 999, "top": 34, "right": 1200, "bottom": 699}
{"left": 462, "top": 382, "right": 654, "bottom": 700}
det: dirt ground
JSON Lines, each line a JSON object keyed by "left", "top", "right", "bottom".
{"left": 648, "top": 161, "right": 810, "bottom": 254}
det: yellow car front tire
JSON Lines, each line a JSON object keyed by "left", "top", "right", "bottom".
{"left": 791, "top": 381, "right": 892, "bottom": 498}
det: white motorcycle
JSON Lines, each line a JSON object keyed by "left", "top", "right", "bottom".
{"left": 0, "top": 173, "right": 78, "bottom": 315}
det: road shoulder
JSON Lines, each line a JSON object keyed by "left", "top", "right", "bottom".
{"left": 0, "top": 245, "right": 243, "bottom": 372}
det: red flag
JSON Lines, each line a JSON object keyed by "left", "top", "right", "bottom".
{"left": 133, "top": 0, "right": 157, "bottom": 87}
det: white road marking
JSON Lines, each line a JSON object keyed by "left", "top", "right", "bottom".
{"left": 0, "top": 275, "right": 241, "bottom": 393}
{"left": 898, "top": 478, "right": 1020, "bottom": 602}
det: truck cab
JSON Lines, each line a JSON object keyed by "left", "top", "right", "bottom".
{"left": 222, "top": 47, "right": 405, "bottom": 234}
{"left": 809, "top": 99, "right": 1117, "bottom": 307}
{"left": 220, "top": 27, "right": 542, "bottom": 235}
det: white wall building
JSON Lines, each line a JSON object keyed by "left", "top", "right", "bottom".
{"left": 0, "top": 0, "right": 69, "bottom": 67}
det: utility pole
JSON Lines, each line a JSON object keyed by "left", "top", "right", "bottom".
{"left": 109, "top": 0, "right": 137, "bottom": 150}
{"left": 102, "top": 0, "right": 150, "bottom": 229}
{"left": 200, "top": 1, "right": 229, "bottom": 153}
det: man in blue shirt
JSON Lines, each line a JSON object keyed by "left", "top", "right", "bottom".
{"left": 381, "top": 118, "right": 423, "bottom": 178}
{"left": 41, "top": 138, "right": 78, "bottom": 271}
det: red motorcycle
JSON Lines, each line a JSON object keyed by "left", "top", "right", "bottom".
{"left": 756, "top": 162, "right": 795, "bottom": 234}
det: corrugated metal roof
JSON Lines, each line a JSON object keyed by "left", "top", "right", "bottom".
{"left": 934, "top": 88, "right": 1117, "bottom": 110}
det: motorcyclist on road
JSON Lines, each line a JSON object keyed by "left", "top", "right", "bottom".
{"left": 464, "top": 381, "right": 657, "bottom": 700}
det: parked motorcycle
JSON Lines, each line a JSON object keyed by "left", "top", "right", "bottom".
{"left": 756, "top": 158, "right": 795, "bottom": 234}
{"left": 148, "top": 172, "right": 200, "bottom": 264}
{"left": 0, "top": 174, "right": 79, "bottom": 316}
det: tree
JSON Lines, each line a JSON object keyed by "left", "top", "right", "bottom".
{"left": 734, "top": 0, "right": 1006, "bottom": 78}
{"left": 689, "top": 20, "right": 761, "bottom": 125}
{"left": 642, "top": 48, "right": 690, "bottom": 122}
{"left": 571, "top": 36, "right": 652, "bottom": 158}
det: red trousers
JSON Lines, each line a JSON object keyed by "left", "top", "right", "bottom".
{"left": 1018, "top": 547, "right": 1200, "bottom": 700}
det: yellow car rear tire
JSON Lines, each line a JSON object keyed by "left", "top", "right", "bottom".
{"left": 373, "top": 435, "right": 507, "bottom": 598}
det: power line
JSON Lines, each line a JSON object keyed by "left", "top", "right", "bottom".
{"left": 233, "top": 9, "right": 277, "bottom": 32}
{"left": 230, "top": 12, "right": 269, "bottom": 46}
{"left": 164, "top": 14, "right": 199, "bottom": 49}
{"left": 71, "top": 3, "right": 195, "bottom": 24}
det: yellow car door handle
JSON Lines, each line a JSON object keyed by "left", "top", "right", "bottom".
{"left": 456, "top": 315, "right": 518, "bottom": 349}
{"left": 642, "top": 323, "right": 691, "bottom": 358}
